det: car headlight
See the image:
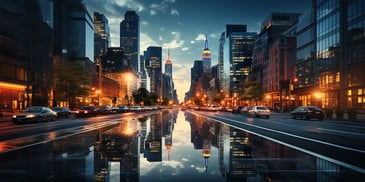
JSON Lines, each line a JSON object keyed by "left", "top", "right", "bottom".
{"left": 26, "top": 114, "right": 37, "bottom": 118}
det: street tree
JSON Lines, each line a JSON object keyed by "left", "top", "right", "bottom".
{"left": 240, "top": 79, "right": 263, "bottom": 105}
{"left": 54, "top": 61, "right": 91, "bottom": 109}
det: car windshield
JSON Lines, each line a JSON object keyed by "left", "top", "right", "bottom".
{"left": 257, "top": 106, "right": 268, "bottom": 110}
{"left": 24, "top": 107, "right": 42, "bottom": 112}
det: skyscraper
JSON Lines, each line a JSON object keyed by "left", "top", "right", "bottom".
{"left": 94, "top": 12, "right": 110, "bottom": 59}
{"left": 202, "top": 34, "right": 211, "bottom": 72}
{"left": 120, "top": 11, "right": 140, "bottom": 73}
{"left": 165, "top": 49, "right": 172, "bottom": 76}
{"left": 220, "top": 24, "right": 257, "bottom": 97}
{"left": 144, "top": 46, "right": 162, "bottom": 96}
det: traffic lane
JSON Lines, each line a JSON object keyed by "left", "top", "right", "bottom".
{"left": 210, "top": 111, "right": 365, "bottom": 150}
{"left": 192, "top": 111, "right": 365, "bottom": 172}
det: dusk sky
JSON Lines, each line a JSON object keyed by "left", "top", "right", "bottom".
{"left": 84, "top": 0, "right": 312, "bottom": 102}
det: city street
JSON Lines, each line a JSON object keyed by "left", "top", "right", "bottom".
{"left": 0, "top": 109, "right": 364, "bottom": 181}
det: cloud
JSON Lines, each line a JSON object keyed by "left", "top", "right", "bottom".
{"left": 170, "top": 9, "right": 179, "bottom": 16}
{"left": 182, "top": 47, "right": 189, "bottom": 51}
{"left": 162, "top": 32, "right": 184, "bottom": 49}
{"left": 148, "top": 0, "right": 176, "bottom": 15}
{"left": 113, "top": 0, "right": 144, "bottom": 12}
{"left": 140, "top": 32, "right": 159, "bottom": 51}
{"left": 195, "top": 34, "right": 206, "bottom": 41}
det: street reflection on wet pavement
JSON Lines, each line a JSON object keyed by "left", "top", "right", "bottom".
{"left": 0, "top": 109, "right": 362, "bottom": 181}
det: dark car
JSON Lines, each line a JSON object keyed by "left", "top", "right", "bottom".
{"left": 52, "top": 107, "right": 72, "bottom": 118}
{"left": 117, "top": 105, "right": 130, "bottom": 113}
{"left": 12, "top": 106, "right": 58, "bottom": 124}
{"left": 232, "top": 105, "right": 244, "bottom": 114}
{"left": 240, "top": 106, "right": 252, "bottom": 116}
{"left": 75, "top": 106, "right": 99, "bottom": 117}
{"left": 290, "top": 106, "right": 325, "bottom": 121}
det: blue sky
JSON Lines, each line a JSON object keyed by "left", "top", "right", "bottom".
{"left": 84, "top": 0, "right": 312, "bottom": 102}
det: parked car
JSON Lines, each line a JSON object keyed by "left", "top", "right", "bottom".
{"left": 130, "top": 106, "right": 142, "bottom": 112}
{"left": 208, "top": 105, "right": 219, "bottom": 112}
{"left": 52, "top": 107, "right": 72, "bottom": 118}
{"left": 290, "top": 106, "right": 325, "bottom": 121}
{"left": 12, "top": 106, "right": 58, "bottom": 124}
{"left": 232, "top": 105, "right": 244, "bottom": 114}
{"left": 117, "top": 105, "right": 130, "bottom": 113}
{"left": 99, "top": 105, "right": 113, "bottom": 114}
{"left": 240, "top": 106, "right": 252, "bottom": 116}
{"left": 75, "top": 106, "right": 99, "bottom": 117}
{"left": 248, "top": 106, "right": 271, "bottom": 118}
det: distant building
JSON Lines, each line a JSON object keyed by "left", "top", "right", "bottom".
{"left": 144, "top": 46, "right": 162, "bottom": 96}
{"left": 94, "top": 12, "right": 110, "bottom": 59}
{"left": 252, "top": 13, "right": 301, "bottom": 107}
{"left": 202, "top": 34, "right": 211, "bottom": 72}
{"left": 189, "top": 60, "right": 204, "bottom": 98}
{"left": 165, "top": 49, "right": 173, "bottom": 77}
{"left": 101, "top": 47, "right": 128, "bottom": 72}
{"left": 140, "top": 55, "right": 148, "bottom": 90}
{"left": 120, "top": 11, "right": 140, "bottom": 73}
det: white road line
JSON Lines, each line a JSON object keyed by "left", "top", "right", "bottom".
{"left": 191, "top": 111, "right": 365, "bottom": 174}
{"left": 317, "top": 128, "right": 365, "bottom": 136}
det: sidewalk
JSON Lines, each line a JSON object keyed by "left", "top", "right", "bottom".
{"left": 0, "top": 111, "right": 16, "bottom": 122}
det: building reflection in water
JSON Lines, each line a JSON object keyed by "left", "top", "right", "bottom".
{"left": 0, "top": 110, "right": 361, "bottom": 181}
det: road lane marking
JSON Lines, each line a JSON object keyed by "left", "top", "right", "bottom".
{"left": 317, "top": 128, "right": 365, "bottom": 136}
{"left": 190, "top": 111, "right": 365, "bottom": 174}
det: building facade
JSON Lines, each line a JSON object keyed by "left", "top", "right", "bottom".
{"left": 0, "top": 0, "right": 54, "bottom": 110}
{"left": 313, "top": 0, "right": 365, "bottom": 110}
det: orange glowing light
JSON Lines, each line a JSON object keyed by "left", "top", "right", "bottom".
{"left": 0, "top": 81, "right": 25, "bottom": 90}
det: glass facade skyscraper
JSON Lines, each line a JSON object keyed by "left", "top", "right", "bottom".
{"left": 220, "top": 24, "right": 256, "bottom": 97}
{"left": 315, "top": 0, "right": 365, "bottom": 109}
{"left": 120, "top": 11, "right": 140, "bottom": 73}
{"left": 0, "top": 0, "right": 54, "bottom": 109}
{"left": 94, "top": 12, "right": 110, "bottom": 59}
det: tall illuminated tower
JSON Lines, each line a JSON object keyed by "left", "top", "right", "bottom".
{"left": 202, "top": 34, "right": 211, "bottom": 72}
{"left": 165, "top": 48, "right": 172, "bottom": 76}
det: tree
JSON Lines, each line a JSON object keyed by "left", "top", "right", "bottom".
{"left": 132, "top": 88, "right": 158, "bottom": 106}
{"left": 240, "top": 79, "right": 263, "bottom": 105}
{"left": 54, "top": 61, "right": 91, "bottom": 109}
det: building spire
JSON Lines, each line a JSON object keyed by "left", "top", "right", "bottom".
{"left": 204, "top": 33, "right": 208, "bottom": 50}
{"left": 168, "top": 47, "right": 170, "bottom": 60}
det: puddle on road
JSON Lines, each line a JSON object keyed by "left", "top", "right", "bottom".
{"left": 0, "top": 109, "right": 362, "bottom": 181}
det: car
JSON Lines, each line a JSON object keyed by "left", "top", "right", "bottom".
{"left": 52, "top": 107, "right": 72, "bottom": 118}
{"left": 240, "top": 106, "right": 252, "bottom": 116}
{"left": 232, "top": 105, "right": 244, "bottom": 114}
{"left": 75, "top": 106, "right": 99, "bottom": 117}
{"left": 248, "top": 106, "right": 271, "bottom": 118}
{"left": 130, "top": 106, "right": 142, "bottom": 112}
{"left": 99, "top": 105, "right": 113, "bottom": 114}
{"left": 208, "top": 105, "right": 219, "bottom": 112}
{"left": 12, "top": 106, "right": 58, "bottom": 124}
{"left": 117, "top": 105, "right": 130, "bottom": 113}
{"left": 290, "top": 106, "right": 325, "bottom": 121}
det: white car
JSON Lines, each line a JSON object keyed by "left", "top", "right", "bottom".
{"left": 248, "top": 106, "right": 271, "bottom": 118}
{"left": 130, "top": 106, "right": 142, "bottom": 112}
